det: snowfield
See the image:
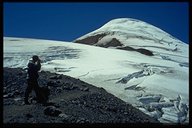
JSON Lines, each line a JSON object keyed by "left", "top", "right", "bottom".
{"left": 3, "top": 18, "right": 189, "bottom": 123}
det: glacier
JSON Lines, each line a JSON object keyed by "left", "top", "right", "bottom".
{"left": 3, "top": 18, "right": 189, "bottom": 123}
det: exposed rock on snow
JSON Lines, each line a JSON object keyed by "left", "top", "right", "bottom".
{"left": 3, "top": 18, "right": 188, "bottom": 124}
{"left": 75, "top": 33, "right": 107, "bottom": 45}
{"left": 179, "top": 62, "right": 189, "bottom": 67}
{"left": 117, "top": 46, "right": 154, "bottom": 56}
{"left": 74, "top": 18, "right": 187, "bottom": 57}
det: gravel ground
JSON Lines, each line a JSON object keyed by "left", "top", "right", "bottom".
{"left": 3, "top": 67, "right": 160, "bottom": 124}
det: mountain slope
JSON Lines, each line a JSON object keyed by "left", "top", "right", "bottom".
{"left": 4, "top": 67, "right": 160, "bottom": 123}
{"left": 3, "top": 36, "right": 189, "bottom": 123}
{"left": 73, "top": 18, "right": 189, "bottom": 123}
{"left": 3, "top": 18, "right": 189, "bottom": 123}
{"left": 74, "top": 18, "right": 188, "bottom": 57}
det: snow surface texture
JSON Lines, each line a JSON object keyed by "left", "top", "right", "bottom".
{"left": 75, "top": 18, "right": 188, "bottom": 57}
{"left": 3, "top": 18, "right": 189, "bottom": 123}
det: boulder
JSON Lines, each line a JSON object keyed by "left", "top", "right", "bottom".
{"left": 44, "top": 106, "right": 62, "bottom": 117}
{"left": 50, "top": 75, "right": 62, "bottom": 79}
{"left": 14, "top": 90, "right": 20, "bottom": 95}
{"left": 14, "top": 97, "right": 22, "bottom": 102}
{"left": 59, "top": 113, "right": 69, "bottom": 118}
{"left": 25, "top": 113, "right": 33, "bottom": 118}
{"left": 47, "top": 81, "right": 55, "bottom": 86}
{"left": 56, "top": 87, "right": 62, "bottom": 93}
{"left": 83, "top": 87, "right": 89, "bottom": 91}
{"left": 3, "top": 93, "right": 14, "bottom": 98}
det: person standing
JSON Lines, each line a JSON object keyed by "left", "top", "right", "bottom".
{"left": 24, "top": 55, "right": 41, "bottom": 104}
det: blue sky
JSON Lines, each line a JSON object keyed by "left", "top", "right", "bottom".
{"left": 3, "top": 2, "right": 189, "bottom": 43}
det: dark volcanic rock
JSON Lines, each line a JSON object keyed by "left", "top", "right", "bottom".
{"left": 136, "top": 48, "right": 154, "bottom": 56}
{"left": 75, "top": 33, "right": 153, "bottom": 56}
{"left": 44, "top": 106, "right": 62, "bottom": 117}
{"left": 75, "top": 34, "right": 107, "bottom": 45}
{"left": 3, "top": 93, "right": 14, "bottom": 98}
{"left": 25, "top": 113, "right": 33, "bottom": 118}
{"left": 50, "top": 75, "right": 62, "bottom": 79}
{"left": 3, "top": 67, "right": 160, "bottom": 123}
{"left": 83, "top": 87, "right": 89, "bottom": 91}
{"left": 117, "top": 46, "right": 135, "bottom": 51}
{"left": 117, "top": 46, "right": 154, "bottom": 56}
{"left": 47, "top": 81, "right": 57, "bottom": 87}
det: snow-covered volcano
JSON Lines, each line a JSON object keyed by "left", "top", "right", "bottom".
{"left": 3, "top": 18, "right": 189, "bottom": 123}
{"left": 74, "top": 18, "right": 188, "bottom": 57}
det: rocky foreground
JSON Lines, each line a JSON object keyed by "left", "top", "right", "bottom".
{"left": 3, "top": 67, "right": 160, "bottom": 124}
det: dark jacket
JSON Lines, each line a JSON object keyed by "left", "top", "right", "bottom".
{"left": 27, "top": 60, "right": 41, "bottom": 80}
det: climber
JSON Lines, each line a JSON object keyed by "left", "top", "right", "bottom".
{"left": 24, "top": 55, "right": 41, "bottom": 104}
